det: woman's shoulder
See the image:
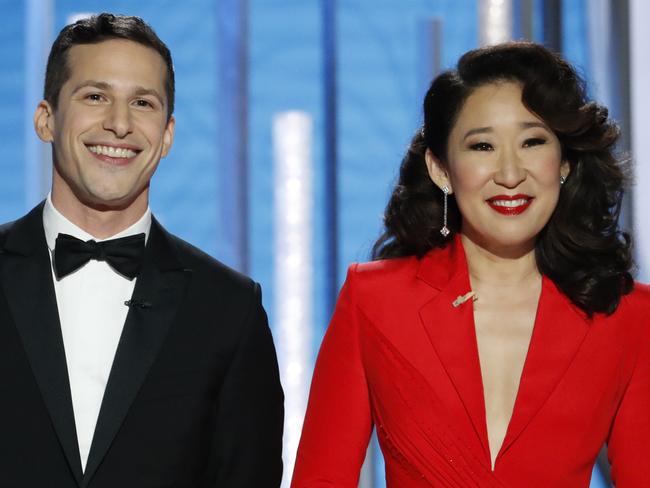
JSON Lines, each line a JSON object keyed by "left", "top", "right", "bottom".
{"left": 607, "top": 282, "right": 650, "bottom": 342}
{"left": 351, "top": 254, "right": 419, "bottom": 278}
{"left": 343, "top": 246, "right": 453, "bottom": 305}
{"left": 621, "top": 281, "right": 650, "bottom": 306}
{"left": 617, "top": 281, "right": 650, "bottom": 320}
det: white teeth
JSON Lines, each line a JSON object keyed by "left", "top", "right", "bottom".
{"left": 87, "top": 145, "right": 137, "bottom": 158}
{"left": 491, "top": 198, "right": 529, "bottom": 207}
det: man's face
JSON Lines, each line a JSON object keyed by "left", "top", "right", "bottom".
{"left": 35, "top": 38, "right": 175, "bottom": 213}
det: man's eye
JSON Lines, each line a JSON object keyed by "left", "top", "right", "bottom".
{"left": 135, "top": 99, "right": 153, "bottom": 108}
{"left": 523, "top": 137, "right": 546, "bottom": 147}
{"left": 469, "top": 142, "right": 493, "bottom": 151}
{"left": 86, "top": 93, "right": 104, "bottom": 102}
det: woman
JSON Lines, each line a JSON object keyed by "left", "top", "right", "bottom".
{"left": 291, "top": 42, "right": 650, "bottom": 487}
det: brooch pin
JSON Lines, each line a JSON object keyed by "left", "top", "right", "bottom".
{"left": 452, "top": 291, "right": 477, "bottom": 308}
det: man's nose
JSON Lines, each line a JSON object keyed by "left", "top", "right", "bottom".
{"left": 103, "top": 102, "right": 133, "bottom": 138}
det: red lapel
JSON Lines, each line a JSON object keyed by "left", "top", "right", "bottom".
{"left": 497, "top": 276, "right": 590, "bottom": 461}
{"left": 417, "top": 237, "right": 491, "bottom": 465}
{"left": 416, "top": 236, "right": 591, "bottom": 468}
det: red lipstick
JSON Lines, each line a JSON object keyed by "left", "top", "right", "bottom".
{"left": 486, "top": 194, "right": 533, "bottom": 216}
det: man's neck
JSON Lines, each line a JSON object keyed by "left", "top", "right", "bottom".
{"left": 50, "top": 190, "right": 149, "bottom": 240}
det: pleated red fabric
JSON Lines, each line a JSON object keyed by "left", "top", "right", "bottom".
{"left": 291, "top": 237, "right": 650, "bottom": 487}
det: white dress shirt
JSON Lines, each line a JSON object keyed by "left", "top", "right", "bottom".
{"left": 42, "top": 195, "right": 151, "bottom": 471}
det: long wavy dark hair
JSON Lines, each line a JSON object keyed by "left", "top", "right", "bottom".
{"left": 372, "top": 42, "right": 633, "bottom": 316}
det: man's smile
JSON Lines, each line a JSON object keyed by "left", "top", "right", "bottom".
{"left": 85, "top": 143, "right": 141, "bottom": 165}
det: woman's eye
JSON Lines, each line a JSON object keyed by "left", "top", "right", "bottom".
{"left": 86, "top": 93, "right": 104, "bottom": 102}
{"left": 469, "top": 142, "right": 493, "bottom": 151}
{"left": 523, "top": 137, "right": 546, "bottom": 147}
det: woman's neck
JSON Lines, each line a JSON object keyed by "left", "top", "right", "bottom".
{"left": 461, "top": 233, "right": 540, "bottom": 288}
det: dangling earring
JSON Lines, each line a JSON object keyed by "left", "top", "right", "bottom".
{"left": 560, "top": 175, "right": 566, "bottom": 185}
{"left": 440, "top": 186, "right": 450, "bottom": 237}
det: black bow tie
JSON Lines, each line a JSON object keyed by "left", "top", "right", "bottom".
{"left": 54, "top": 233, "right": 146, "bottom": 280}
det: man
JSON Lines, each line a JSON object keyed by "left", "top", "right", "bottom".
{"left": 0, "top": 13, "right": 283, "bottom": 487}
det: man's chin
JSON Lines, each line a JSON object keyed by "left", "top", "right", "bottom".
{"left": 79, "top": 190, "right": 144, "bottom": 213}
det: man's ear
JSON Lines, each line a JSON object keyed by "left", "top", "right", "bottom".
{"left": 161, "top": 115, "right": 175, "bottom": 158}
{"left": 424, "top": 149, "right": 453, "bottom": 193}
{"left": 34, "top": 100, "right": 55, "bottom": 143}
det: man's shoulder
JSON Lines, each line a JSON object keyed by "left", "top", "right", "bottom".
{"left": 160, "top": 227, "right": 256, "bottom": 296}
{"left": 0, "top": 205, "right": 44, "bottom": 252}
{"left": 0, "top": 219, "right": 17, "bottom": 245}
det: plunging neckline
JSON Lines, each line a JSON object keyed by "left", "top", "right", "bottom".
{"left": 470, "top": 277, "right": 543, "bottom": 471}
{"left": 416, "top": 237, "right": 591, "bottom": 474}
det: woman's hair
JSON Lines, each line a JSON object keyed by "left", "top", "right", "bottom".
{"left": 372, "top": 41, "right": 633, "bottom": 316}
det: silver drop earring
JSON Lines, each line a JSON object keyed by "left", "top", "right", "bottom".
{"left": 440, "top": 186, "right": 450, "bottom": 237}
{"left": 560, "top": 175, "right": 566, "bottom": 185}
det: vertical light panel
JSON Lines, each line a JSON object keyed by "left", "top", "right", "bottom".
{"left": 322, "top": 0, "right": 339, "bottom": 318}
{"left": 417, "top": 18, "right": 443, "bottom": 98}
{"left": 631, "top": 0, "right": 650, "bottom": 280}
{"left": 543, "top": 0, "right": 562, "bottom": 51}
{"left": 216, "top": 0, "right": 249, "bottom": 273}
{"left": 479, "top": 0, "right": 513, "bottom": 45}
{"left": 24, "top": 0, "right": 54, "bottom": 209}
{"left": 586, "top": 0, "right": 633, "bottom": 233}
{"left": 273, "top": 111, "right": 313, "bottom": 487}
{"left": 587, "top": 0, "right": 613, "bottom": 108}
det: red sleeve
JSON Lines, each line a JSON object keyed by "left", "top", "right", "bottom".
{"left": 607, "top": 319, "right": 650, "bottom": 486}
{"left": 291, "top": 265, "right": 373, "bottom": 487}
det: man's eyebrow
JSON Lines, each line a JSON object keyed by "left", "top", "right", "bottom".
{"left": 70, "top": 80, "right": 112, "bottom": 94}
{"left": 70, "top": 81, "right": 165, "bottom": 106}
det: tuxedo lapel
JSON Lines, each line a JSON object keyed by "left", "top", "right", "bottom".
{"left": 417, "top": 238, "right": 491, "bottom": 464}
{"left": 0, "top": 204, "right": 83, "bottom": 484}
{"left": 83, "top": 218, "right": 191, "bottom": 485}
{"left": 497, "top": 276, "right": 590, "bottom": 459}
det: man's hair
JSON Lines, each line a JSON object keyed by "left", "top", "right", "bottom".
{"left": 44, "top": 12, "right": 175, "bottom": 118}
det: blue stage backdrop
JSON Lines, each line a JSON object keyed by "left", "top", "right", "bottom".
{"left": 0, "top": 1, "right": 632, "bottom": 487}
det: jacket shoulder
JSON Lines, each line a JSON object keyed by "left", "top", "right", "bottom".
{"left": 619, "top": 281, "right": 650, "bottom": 309}
{"left": 0, "top": 219, "right": 17, "bottom": 247}
{"left": 343, "top": 254, "right": 428, "bottom": 307}
{"left": 619, "top": 281, "right": 650, "bottom": 323}
{"left": 350, "top": 255, "right": 420, "bottom": 282}
{"left": 163, "top": 231, "right": 257, "bottom": 296}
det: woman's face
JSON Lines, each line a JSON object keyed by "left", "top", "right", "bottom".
{"left": 426, "top": 81, "right": 568, "bottom": 255}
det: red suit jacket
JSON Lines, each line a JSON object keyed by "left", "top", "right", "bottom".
{"left": 292, "top": 238, "right": 650, "bottom": 487}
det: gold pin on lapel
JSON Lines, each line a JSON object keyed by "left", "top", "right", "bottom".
{"left": 452, "top": 291, "right": 477, "bottom": 308}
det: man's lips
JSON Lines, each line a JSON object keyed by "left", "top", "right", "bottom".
{"left": 85, "top": 144, "right": 141, "bottom": 165}
{"left": 486, "top": 194, "right": 533, "bottom": 215}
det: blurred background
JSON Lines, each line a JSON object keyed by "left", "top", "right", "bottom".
{"left": 1, "top": 0, "right": 649, "bottom": 486}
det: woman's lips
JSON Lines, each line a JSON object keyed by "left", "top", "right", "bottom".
{"left": 486, "top": 194, "right": 533, "bottom": 216}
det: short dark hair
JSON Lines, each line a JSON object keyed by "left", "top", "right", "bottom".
{"left": 44, "top": 12, "right": 175, "bottom": 118}
{"left": 372, "top": 41, "right": 633, "bottom": 316}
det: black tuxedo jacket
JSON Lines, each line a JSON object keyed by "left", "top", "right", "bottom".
{"left": 0, "top": 204, "right": 284, "bottom": 487}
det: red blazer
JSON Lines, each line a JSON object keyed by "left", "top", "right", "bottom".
{"left": 291, "top": 238, "right": 650, "bottom": 487}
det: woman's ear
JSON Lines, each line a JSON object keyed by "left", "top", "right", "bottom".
{"left": 425, "top": 149, "right": 453, "bottom": 193}
{"left": 560, "top": 160, "right": 570, "bottom": 180}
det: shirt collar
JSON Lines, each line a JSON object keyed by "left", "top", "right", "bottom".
{"left": 43, "top": 194, "right": 152, "bottom": 252}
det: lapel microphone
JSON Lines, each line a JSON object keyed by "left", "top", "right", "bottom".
{"left": 124, "top": 299, "right": 152, "bottom": 309}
